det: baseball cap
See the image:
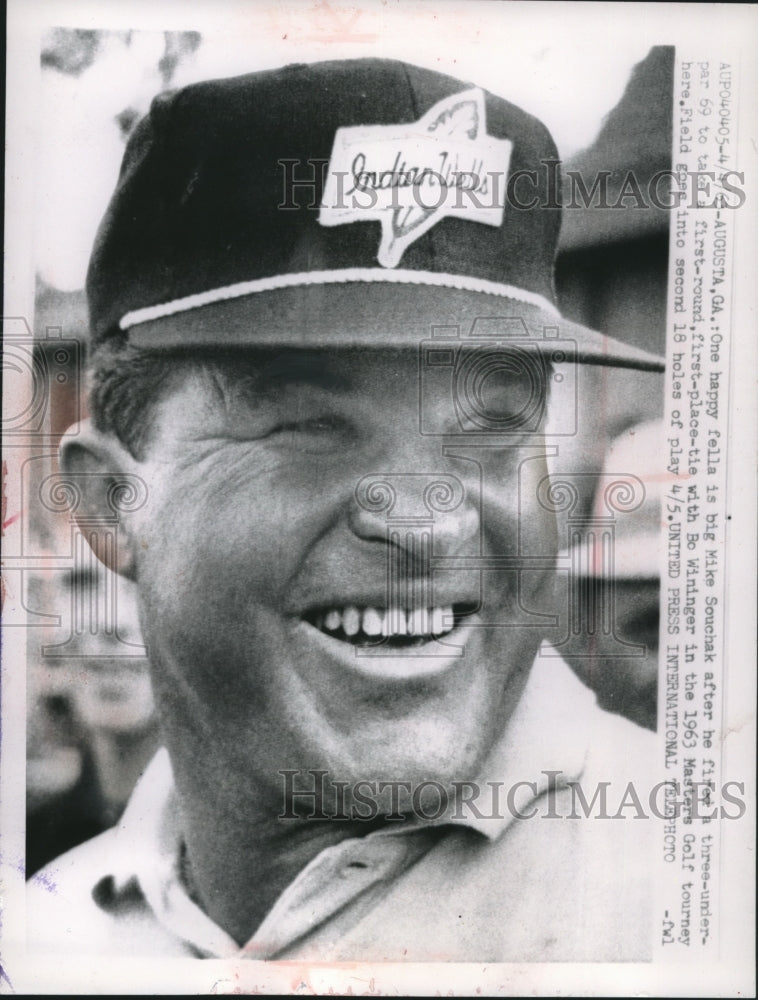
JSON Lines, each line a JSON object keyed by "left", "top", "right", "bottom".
{"left": 87, "top": 58, "right": 664, "bottom": 371}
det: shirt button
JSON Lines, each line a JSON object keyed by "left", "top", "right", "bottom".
{"left": 342, "top": 860, "right": 370, "bottom": 875}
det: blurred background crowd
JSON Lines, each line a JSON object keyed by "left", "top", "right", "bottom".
{"left": 16, "top": 26, "right": 672, "bottom": 873}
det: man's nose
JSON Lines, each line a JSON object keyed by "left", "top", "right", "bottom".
{"left": 349, "top": 471, "right": 480, "bottom": 556}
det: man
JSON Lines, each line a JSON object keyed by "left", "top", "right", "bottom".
{"left": 28, "top": 59, "right": 664, "bottom": 961}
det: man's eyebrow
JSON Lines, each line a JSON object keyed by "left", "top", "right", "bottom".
{"left": 258, "top": 353, "right": 350, "bottom": 392}
{"left": 209, "top": 352, "right": 351, "bottom": 403}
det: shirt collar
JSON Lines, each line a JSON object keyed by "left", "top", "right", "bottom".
{"left": 108, "top": 748, "right": 241, "bottom": 957}
{"left": 441, "top": 643, "right": 596, "bottom": 838}
{"left": 99, "top": 648, "right": 598, "bottom": 952}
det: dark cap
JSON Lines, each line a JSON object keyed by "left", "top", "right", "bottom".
{"left": 87, "top": 58, "right": 664, "bottom": 371}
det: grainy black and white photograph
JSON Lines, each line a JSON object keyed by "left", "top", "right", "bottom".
{"left": 2, "top": 2, "right": 755, "bottom": 995}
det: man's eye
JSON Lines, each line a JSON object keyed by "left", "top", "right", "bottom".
{"left": 268, "top": 415, "right": 351, "bottom": 450}
{"left": 275, "top": 416, "right": 340, "bottom": 434}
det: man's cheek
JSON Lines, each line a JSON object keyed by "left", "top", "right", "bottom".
{"left": 517, "top": 456, "right": 559, "bottom": 558}
{"left": 480, "top": 489, "right": 558, "bottom": 626}
{"left": 144, "top": 599, "right": 256, "bottom": 715}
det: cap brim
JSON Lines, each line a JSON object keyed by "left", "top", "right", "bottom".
{"left": 127, "top": 283, "right": 664, "bottom": 372}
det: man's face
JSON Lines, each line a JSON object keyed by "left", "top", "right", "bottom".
{"left": 123, "top": 346, "right": 558, "bottom": 814}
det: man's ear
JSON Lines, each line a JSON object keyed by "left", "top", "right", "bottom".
{"left": 58, "top": 420, "right": 145, "bottom": 581}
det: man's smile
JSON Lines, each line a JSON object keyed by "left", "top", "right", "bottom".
{"left": 293, "top": 594, "right": 483, "bottom": 682}
{"left": 302, "top": 602, "right": 478, "bottom": 647}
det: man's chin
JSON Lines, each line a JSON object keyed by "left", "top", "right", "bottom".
{"left": 279, "top": 619, "right": 537, "bottom": 778}
{"left": 313, "top": 711, "right": 499, "bottom": 791}
{"left": 278, "top": 746, "right": 491, "bottom": 824}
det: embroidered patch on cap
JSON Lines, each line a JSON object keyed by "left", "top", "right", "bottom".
{"left": 319, "top": 88, "right": 512, "bottom": 268}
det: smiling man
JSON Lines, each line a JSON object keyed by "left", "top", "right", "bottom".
{"left": 28, "top": 59, "right": 664, "bottom": 961}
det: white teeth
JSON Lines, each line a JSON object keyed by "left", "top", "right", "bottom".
{"left": 324, "top": 609, "right": 342, "bottom": 631}
{"left": 316, "top": 605, "right": 460, "bottom": 639}
{"left": 393, "top": 608, "right": 408, "bottom": 636}
{"left": 409, "top": 607, "right": 428, "bottom": 635}
{"left": 343, "top": 606, "right": 361, "bottom": 636}
{"left": 432, "top": 606, "right": 453, "bottom": 634}
{"left": 381, "top": 609, "right": 392, "bottom": 638}
{"left": 362, "top": 608, "right": 383, "bottom": 636}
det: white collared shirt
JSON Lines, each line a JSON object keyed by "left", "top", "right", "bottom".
{"left": 27, "top": 651, "right": 656, "bottom": 961}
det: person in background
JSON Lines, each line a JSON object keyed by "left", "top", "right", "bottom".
{"left": 26, "top": 560, "right": 159, "bottom": 875}
{"left": 559, "top": 420, "right": 663, "bottom": 731}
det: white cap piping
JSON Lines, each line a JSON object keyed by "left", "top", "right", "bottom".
{"left": 119, "top": 268, "right": 560, "bottom": 330}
